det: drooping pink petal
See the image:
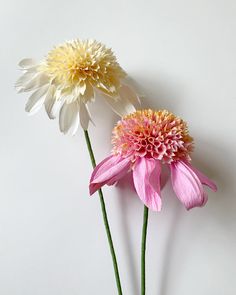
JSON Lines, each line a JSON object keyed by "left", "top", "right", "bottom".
{"left": 184, "top": 161, "right": 217, "bottom": 192}
{"left": 90, "top": 155, "right": 114, "bottom": 183}
{"left": 89, "top": 155, "right": 131, "bottom": 195}
{"left": 133, "top": 157, "right": 162, "bottom": 211}
{"left": 170, "top": 160, "right": 207, "bottom": 210}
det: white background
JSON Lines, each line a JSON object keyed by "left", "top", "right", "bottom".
{"left": 1, "top": 0, "right": 236, "bottom": 294}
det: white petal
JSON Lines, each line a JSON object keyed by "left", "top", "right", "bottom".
{"left": 60, "top": 90, "right": 75, "bottom": 104}
{"left": 59, "top": 100, "right": 80, "bottom": 134}
{"left": 19, "top": 73, "right": 49, "bottom": 93}
{"left": 70, "top": 111, "right": 80, "bottom": 136}
{"left": 103, "top": 94, "right": 136, "bottom": 117}
{"left": 15, "top": 71, "right": 37, "bottom": 89}
{"left": 78, "top": 81, "right": 86, "bottom": 95}
{"left": 19, "top": 58, "right": 37, "bottom": 69}
{"left": 119, "top": 84, "right": 141, "bottom": 106}
{"left": 25, "top": 66, "right": 39, "bottom": 73}
{"left": 79, "top": 101, "right": 91, "bottom": 130}
{"left": 82, "top": 82, "right": 94, "bottom": 103}
{"left": 25, "top": 85, "right": 48, "bottom": 114}
{"left": 44, "top": 85, "right": 61, "bottom": 119}
{"left": 122, "top": 76, "right": 146, "bottom": 99}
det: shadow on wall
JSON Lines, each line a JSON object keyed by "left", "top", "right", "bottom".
{"left": 159, "top": 139, "right": 235, "bottom": 295}
{"left": 111, "top": 75, "right": 235, "bottom": 294}
{"left": 116, "top": 139, "right": 234, "bottom": 294}
{"left": 116, "top": 172, "right": 140, "bottom": 295}
{"left": 125, "top": 73, "right": 185, "bottom": 112}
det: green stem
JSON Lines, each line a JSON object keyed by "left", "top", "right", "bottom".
{"left": 84, "top": 130, "right": 123, "bottom": 295}
{"left": 141, "top": 205, "right": 149, "bottom": 295}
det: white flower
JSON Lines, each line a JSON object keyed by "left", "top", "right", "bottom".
{"left": 16, "top": 39, "right": 140, "bottom": 133}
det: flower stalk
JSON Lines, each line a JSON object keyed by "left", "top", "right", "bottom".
{"left": 141, "top": 205, "right": 149, "bottom": 295}
{"left": 84, "top": 130, "right": 123, "bottom": 295}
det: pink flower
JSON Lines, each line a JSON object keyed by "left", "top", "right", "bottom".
{"left": 89, "top": 110, "right": 217, "bottom": 211}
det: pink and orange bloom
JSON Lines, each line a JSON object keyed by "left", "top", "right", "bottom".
{"left": 89, "top": 109, "right": 217, "bottom": 211}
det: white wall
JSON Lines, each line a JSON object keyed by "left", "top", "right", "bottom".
{"left": 1, "top": 0, "right": 236, "bottom": 294}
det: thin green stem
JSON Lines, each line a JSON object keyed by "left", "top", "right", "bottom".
{"left": 141, "top": 205, "right": 149, "bottom": 295}
{"left": 84, "top": 130, "right": 123, "bottom": 295}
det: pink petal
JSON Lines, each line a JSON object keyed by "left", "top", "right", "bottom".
{"left": 133, "top": 157, "right": 162, "bottom": 211}
{"left": 89, "top": 155, "right": 131, "bottom": 195}
{"left": 184, "top": 161, "right": 217, "bottom": 192}
{"left": 170, "top": 161, "right": 207, "bottom": 210}
{"left": 90, "top": 155, "right": 113, "bottom": 183}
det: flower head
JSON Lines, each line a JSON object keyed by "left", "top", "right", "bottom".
{"left": 112, "top": 109, "right": 193, "bottom": 163}
{"left": 90, "top": 109, "right": 217, "bottom": 211}
{"left": 16, "top": 39, "right": 139, "bottom": 133}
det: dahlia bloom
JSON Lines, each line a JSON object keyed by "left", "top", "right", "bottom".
{"left": 89, "top": 109, "right": 217, "bottom": 211}
{"left": 16, "top": 39, "right": 139, "bottom": 133}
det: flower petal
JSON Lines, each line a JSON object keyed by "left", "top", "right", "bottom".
{"left": 90, "top": 155, "right": 113, "bottom": 182}
{"left": 19, "top": 73, "right": 49, "bottom": 93}
{"left": 90, "top": 155, "right": 114, "bottom": 194}
{"left": 18, "top": 58, "right": 37, "bottom": 69}
{"left": 78, "top": 81, "right": 86, "bottom": 95}
{"left": 103, "top": 94, "right": 136, "bottom": 117}
{"left": 170, "top": 160, "right": 207, "bottom": 210}
{"left": 133, "top": 157, "right": 162, "bottom": 211}
{"left": 89, "top": 155, "right": 131, "bottom": 195}
{"left": 79, "top": 101, "right": 91, "bottom": 130}
{"left": 44, "top": 85, "right": 61, "bottom": 119}
{"left": 15, "top": 71, "right": 37, "bottom": 89}
{"left": 184, "top": 162, "right": 217, "bottom": 192}
{"left": 70, "top": 112, "right": 80, "bottom": 136}
{"left": 119, "top": 84, "right": 140, "bottom": 106}
{"left": 25, "top": 85, "right": 48, "bottom": 114}
{"left": 82, "top": 82, "right": 94, "bottom": 103}
{"left": 59, "top": 100, "right": 80, "bottom": 134}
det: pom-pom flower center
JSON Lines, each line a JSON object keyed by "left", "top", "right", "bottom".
{"left": 112, "top": 109, "right": 193, "bottom": 163}
{"left": 40, "top": 39, "right": 126, "bottom": 96}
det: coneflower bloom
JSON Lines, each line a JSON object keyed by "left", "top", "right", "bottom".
{"left": 16, "top": 39, "right": 139, "bottom": 133}
{"left": 90, "top": 109, "right": 217, "bottom": 211}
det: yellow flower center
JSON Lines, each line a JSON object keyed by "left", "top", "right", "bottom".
{"left": 40, "top": 39, "right": 126, "bottom": 96}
